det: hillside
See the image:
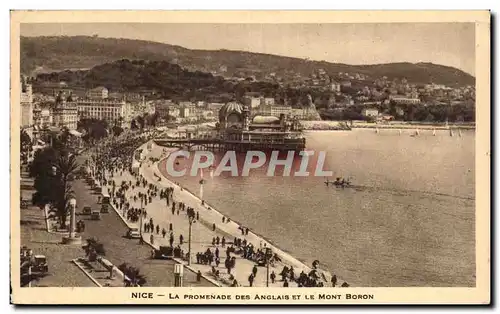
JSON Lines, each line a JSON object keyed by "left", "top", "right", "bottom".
{"left": 20, "top": 36, "right": 475, "bottom": 86}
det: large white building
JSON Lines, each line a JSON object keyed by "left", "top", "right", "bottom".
{"left": 75, "top": 99, "right": 130, "bottom": 125}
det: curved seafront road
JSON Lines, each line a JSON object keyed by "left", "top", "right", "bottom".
{"left": 73, "top": 155, "right": 214, "bottom": 287}
{"left": 131, "top": 141, "right": 340, "bottom": 288}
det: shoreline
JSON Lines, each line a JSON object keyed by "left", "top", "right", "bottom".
{"left": 139, "top": 141, "right": 341, "bottom": 287}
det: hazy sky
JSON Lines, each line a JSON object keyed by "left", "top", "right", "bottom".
{"left": 21, "top": 23, "right": 476, "bottom": 75}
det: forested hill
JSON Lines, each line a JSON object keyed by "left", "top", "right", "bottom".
{"left": 21, "top": 36, "right": 475, "bottom": 86}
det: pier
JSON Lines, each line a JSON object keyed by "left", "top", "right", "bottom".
{"left": 154, "top": 136, "right": 306, "bottom": 152}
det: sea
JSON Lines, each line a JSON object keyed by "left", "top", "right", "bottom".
{"left": 160, "top": 128, "right": 475, "bottom": 287}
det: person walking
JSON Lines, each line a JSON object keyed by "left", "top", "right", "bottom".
{"left": 252, "top": 265, "right": 258, "bottom": 278}
{"left": 331, "top": 275, "right": 337, "bottom": 287}
{"left": 283, "top": 279, "right": 289, "bottom": 287}
{"left": 179, "top": 234, "right": 184, "bottom": 245}
{"left": 248, "top": 273, "right": 254, "bottom": 287}
{"left": 212, "top": 223, "right": 216, "bottom": 232}
{"left": 270, "top": 271, "right": 276, "bottom": 284}
{"left": 162, "top": 228, "right": 166, "bottom": 238}
{"left": 156, "top": 225, "right": 160, "bottom": 235}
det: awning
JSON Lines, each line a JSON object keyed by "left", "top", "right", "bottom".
{"left": 69, "top": 130, "right": 83, "bottom": 137}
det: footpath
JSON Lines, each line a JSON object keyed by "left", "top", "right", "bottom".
{"left": 102, "top": 141, "right": 344, "bottom": 288}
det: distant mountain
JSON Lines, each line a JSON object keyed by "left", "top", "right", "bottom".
{"left": 20, "top": 36, "right": 475, "bottom": 86}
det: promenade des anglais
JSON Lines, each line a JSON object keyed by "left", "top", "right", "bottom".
{"left": 17, "top": 22, "right": 476, "bottom": 290}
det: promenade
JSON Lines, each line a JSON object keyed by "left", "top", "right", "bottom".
{"left": 99, "top": 140, "right": 342, "bottom": 288}
{"left": 20, "top": 155, "right": 213, "bottom": 287}
{"left": 20, "top": 171, "right": 94, "bottom": 287}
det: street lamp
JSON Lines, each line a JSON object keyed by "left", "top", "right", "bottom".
{"left": 187, "top": 207, "right": 196, "bottom": 266}
{"left": 62, "top": 197, "right": 81, "bottom": 245}
{"left": 139, "top": 208, "right": 144, "bottom": 244}
{"left": 265, "top": 247, "right": 272, "bottom": 287}
{"left": 69, "top": 197, "right": 76, "bottom": 238}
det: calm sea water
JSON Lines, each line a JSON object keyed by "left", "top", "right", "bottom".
{"left": 161, "top": 128, "right": 475, "bottom": 287}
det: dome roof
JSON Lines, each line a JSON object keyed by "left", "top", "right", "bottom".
{"left": 219, "top": 102, "right": 244, "bottom": 121}
{"left": 252, "top": 115, "right": 280, "bottom": 124}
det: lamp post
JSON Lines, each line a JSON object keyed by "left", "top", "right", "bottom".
{"left": 187, "top": 207, "right": 196, "bottom": 266}
{"left": 62, "top": 197, "right": 81, "bottom": 244}
{"left": 139, "top": 208, "right": 144, "bottom": 244}
{"left": 265, "top": 248, "right": 272, "bottom": 287}
{"left": 69, "top": 197, "right": 76, "bottom": 238}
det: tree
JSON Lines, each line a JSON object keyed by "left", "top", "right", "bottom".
{"left": 130, "top": 119, "right": 138, "bottom": 130}
{"left": 136, "top": 115, "right": 145, "bottom": 130}
{"left": 83, "top": 237, "right": 106, "bottom": 261}
{"left": 31, "top": 148, "right": 79, "bottom": 229}
{"left": 112, "top": 125, "right": 124, "bottom": 137}
{"left": 20, "top": 129, "right": 33, "bottom": 164}
{"left": 118, "top": 263, "right": 146, "bottom": 287}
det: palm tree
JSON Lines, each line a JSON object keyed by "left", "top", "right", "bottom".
{"left": 47, "top": 153, "right": 79, "bottom": 229}
{"left": 82, "top": 238, "right": 106, "bottom": 262}
{"left": 118, "top": 263, "right": 146, "bottom": 287}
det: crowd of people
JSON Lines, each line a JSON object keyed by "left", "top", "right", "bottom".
{"left": 84, "top": 130, "right": 347, "bottom": 288}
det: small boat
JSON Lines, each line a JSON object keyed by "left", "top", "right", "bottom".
{"left": 432, "top": 128, "right": 436, "bottom": 136}
{"left": 325, "top": 177, "right": 352, "bottom": 188}
{"left": 415, "top": 128, "right": 420, "bottom": 136}
{"left": 375, "top": 127, "right": 379, "bottom": 134}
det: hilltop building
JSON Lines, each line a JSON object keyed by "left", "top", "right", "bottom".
{"left": 86, "top": 86, "right": 109, "bottom": 99}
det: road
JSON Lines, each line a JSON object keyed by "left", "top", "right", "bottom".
{"left": 72, "top": 170, "right": 213, "bottom": 287}
{"left": 20, "top": 173, "right": 95, "bottom": 287}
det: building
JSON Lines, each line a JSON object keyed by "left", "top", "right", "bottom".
{"left": 207, "top": 102, "right": 225, "bottom": 112}
{"left": 154, "top": 100, "right": 174, "bottom": 118}
{"left": 242, "top": 96, "right": 261, "bottom": 109}
{"left": 75, "top": 99, "right": 129, "bottom": 125}
{"left": 20, "top": 79, "right": 34, "bottom": 134}
{"left": 269, "top": 106, "right": 293, "bottom": 117}
{"left": 330, "top": 82, "right": 341, "bottom": 92}
{"left": 86, "top": 86, "right": 109, "bottom": 99}
{"left": 362, "top": 108, "right": 379, "bottom": 118}
{"left": 389, "top": 95, "right": 421, "bottom": 105}
{"left": 52, "top": 93, "right": 78, "bottom": 130}
{"left": 215, "top": 102, "right": 305, "bottom": 151}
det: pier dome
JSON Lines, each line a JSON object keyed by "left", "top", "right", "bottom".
{"left": 219, "top": 102, "right": 244, "bottom": 128}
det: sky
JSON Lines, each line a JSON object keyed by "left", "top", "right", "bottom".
{"left": 20, "top": 23, "right": 476, "bottom": 76}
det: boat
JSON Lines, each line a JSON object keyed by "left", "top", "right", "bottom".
{"left": 449, "top": 128, "right": 454, "bottom": 137}
{"left": 325, "top": 177, "right": 352, "bottom": 188}
{"left": 432, "top": 128, "right": 436, "bottom": 136}
{"left": 375, "top": 127, "right": 379, "bottom": 134}
{"left": 415, "top": 128, "right": 420, "bottom": 136}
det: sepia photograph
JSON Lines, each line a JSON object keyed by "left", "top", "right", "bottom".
{"left": 10, "top": 10, "right": 490, "bottom": 305}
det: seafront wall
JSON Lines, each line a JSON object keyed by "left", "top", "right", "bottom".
{"left": 137, "top": 140, "right": 344, "bottom": 287}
